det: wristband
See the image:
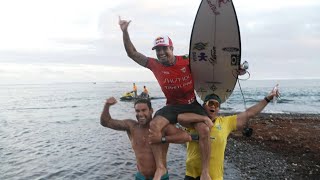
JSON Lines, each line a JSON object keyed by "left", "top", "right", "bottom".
{"left": 264, "top": 97, "right": 271, "bottom": 103}
{"left": 161, "top": 136, "right": 166, "bottom": 144}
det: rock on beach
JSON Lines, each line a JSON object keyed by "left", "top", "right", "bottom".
{"left": 224, "top": 113, "right": 320, "bottom": 179}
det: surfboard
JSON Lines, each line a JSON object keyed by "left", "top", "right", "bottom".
{"left": 189, "top": 0, "right": 241, "bottom": 103}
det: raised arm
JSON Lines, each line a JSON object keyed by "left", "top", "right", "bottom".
{"left": 118, "top": 16, "right": 148, "bottom": 67}
{"left": 100, "top": 97, "right": 133, "bottom": 131}
{"left": 236, "top": 86, "right": 279, "bottom": 130}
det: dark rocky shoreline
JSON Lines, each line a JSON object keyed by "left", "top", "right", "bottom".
{"left": 224, "top": 113, "right": 320, "bottom": 179}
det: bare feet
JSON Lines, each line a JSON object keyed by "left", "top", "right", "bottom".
{"left": 200, "top": 171, "right": 211, "bottom": 180}
{"left": 153, "top": 167, "right": 167, "bottom": 180}
{"left": 148, "top": 129, "right": 162, "bottom": 144}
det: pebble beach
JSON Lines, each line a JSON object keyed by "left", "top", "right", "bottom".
{"left": 225, "top": 113, "right": 320, "bottom": 179}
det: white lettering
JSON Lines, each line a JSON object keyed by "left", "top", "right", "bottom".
{"left": 164, "top": 79, "right": 192, "bottom": 90}
{"left": 163, "top": 75, "right": 191, "bottom": 84}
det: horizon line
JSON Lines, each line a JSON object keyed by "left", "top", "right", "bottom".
{"left": 1, "top": 78, "right": 320, "bottom": 86}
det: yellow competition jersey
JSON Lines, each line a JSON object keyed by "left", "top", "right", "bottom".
{"left": 185, "top": 115, "right": 237, "bottom": 180}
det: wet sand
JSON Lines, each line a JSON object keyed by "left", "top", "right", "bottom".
{"left": 224, "top": 113, "right": 320, "bottom": 179}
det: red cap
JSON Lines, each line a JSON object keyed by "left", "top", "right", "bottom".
{"left": 152, "top": 35, "right": 173, "bottom": 50}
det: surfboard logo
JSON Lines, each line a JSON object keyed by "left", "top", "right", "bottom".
{"left": 209, "top": 46, "right": 217, "bottom": 65}
{"left": 192, "top": 46, "right": 216, "bottom": 65}
{"left": 198, "top": 87, "right": 207, "bottom": 93}
{"left": 206, "top": 0, "right": 230, "bottom": 15}
{"left": 210, "top": 84, "right": 217, "bottom": 92}
{"left": 230, "top": 54, "right": 240, "bottom": 66}
{"left": 193, "top": 42, "right": 208, "bottom": 50}
{"left": 192, "top": 51, "right": 209, "bottom": 62}
{"left": 198, "top": 52, "right": 208, "bottom": 61}
{"left": 218, "top": 0, "right": 231, "bottom": 7}
{"left": 222, "top": 47, "right": 239, "bottom": 52}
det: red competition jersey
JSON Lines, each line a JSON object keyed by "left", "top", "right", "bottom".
{"left": 146, "top": 55, "right": 196, "bottom": 105}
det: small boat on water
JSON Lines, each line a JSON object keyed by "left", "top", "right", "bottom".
{"left": 120, "top": 92, "right": 165, "bottom": 101}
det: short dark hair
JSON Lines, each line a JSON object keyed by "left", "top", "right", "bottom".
{"left": 134, "top": 98, "right": 152, "bottom": 109}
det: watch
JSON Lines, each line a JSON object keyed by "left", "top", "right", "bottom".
{"left": 161, "top": 136, "right": 166, "bottom": 144}
{"left": 264, "top": 97, "right": 271, "bottom": 103}
{"left": 191, "top": 134, "right": 199, "bottom": 141}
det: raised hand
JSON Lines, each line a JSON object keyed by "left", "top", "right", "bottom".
{"left": 118, "top": 16, "right": 131, "bottom": 32}
{"left": 273, "top": 84, "right": 280, "bottom": 97}
{"left": 106, "top": 97, "right": 117, "bottom": 106}
{"left": 267, "top": 84, "right": 280, "bottom": 100}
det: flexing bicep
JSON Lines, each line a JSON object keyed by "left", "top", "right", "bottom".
{"left": 101, "top": 117, "right": 133, "bottom": 131}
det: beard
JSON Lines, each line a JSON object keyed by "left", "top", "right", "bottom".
{"left": 137, "top": 115, "right": 152, "bottom": 125}
{"left": 158, "top": 57, "right": 169, "bottom": 65}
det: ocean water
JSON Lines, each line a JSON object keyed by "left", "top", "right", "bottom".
{"left": 225, "top": 79, "right": 320, "bottom": 114}
{"left": 1, "top": 79, "right": 319, "bottom": 180}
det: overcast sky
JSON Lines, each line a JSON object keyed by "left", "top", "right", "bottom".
{"left": 0, "top": 0, "right": 319, "bottom": 84}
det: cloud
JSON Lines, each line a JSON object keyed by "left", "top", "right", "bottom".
{"left": 0, "top": 63, "right": 155, "bottom": 84}
{"left": 0, "top": 0, "right": 319, "bottom": 82}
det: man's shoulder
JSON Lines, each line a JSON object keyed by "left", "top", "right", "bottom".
{"left": 146, "top": 57, "right": 161, "bottom": 67}
{"left": 218, "top": 114, "right": 237, "bottom": 119}
{"left": 128, "top": 119, "right": 138, "bottom": 124}
{"left": 176, "top": 54, "right": 189, "bottom": 60}
{"left": 183, "top": 54, "right": 189, "bottom": 59}
{"left": 217, "top": 115, "right": 237, "bottom": 123}
{"left": 125, "top": 119, "right": 139, "bottom": 127}
{"left": 217, "top": 115, "right": 237, "bottom": 130}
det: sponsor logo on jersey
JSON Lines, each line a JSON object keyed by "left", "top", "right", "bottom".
{"left": 180, "top": 67, "right": 186, "bottom": 73}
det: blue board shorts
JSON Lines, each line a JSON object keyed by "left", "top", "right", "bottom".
{"left": 154, "top": 101, "right": 208, "bottom": 124}
{"left": 135, "top": 172, "right": 169, "bottom": 180}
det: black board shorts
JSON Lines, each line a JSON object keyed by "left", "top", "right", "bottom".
{"left": 154, "top": 101, "right": 208, "bottom": 124}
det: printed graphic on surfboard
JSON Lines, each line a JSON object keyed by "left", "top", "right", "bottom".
{"left": 189, "top": 0, "right": 241, "bottom": 103}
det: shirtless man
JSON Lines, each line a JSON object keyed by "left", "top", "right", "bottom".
{"left": 100, "top": 97, "right": 191, "bottom": 180}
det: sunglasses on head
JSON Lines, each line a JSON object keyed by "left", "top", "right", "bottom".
{"left": 205, "top": 100, "right": 220, "bottom": 107}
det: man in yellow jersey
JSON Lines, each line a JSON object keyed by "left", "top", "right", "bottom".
{"left": 181, "top": 87, "right": 279, "bottom": 180}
